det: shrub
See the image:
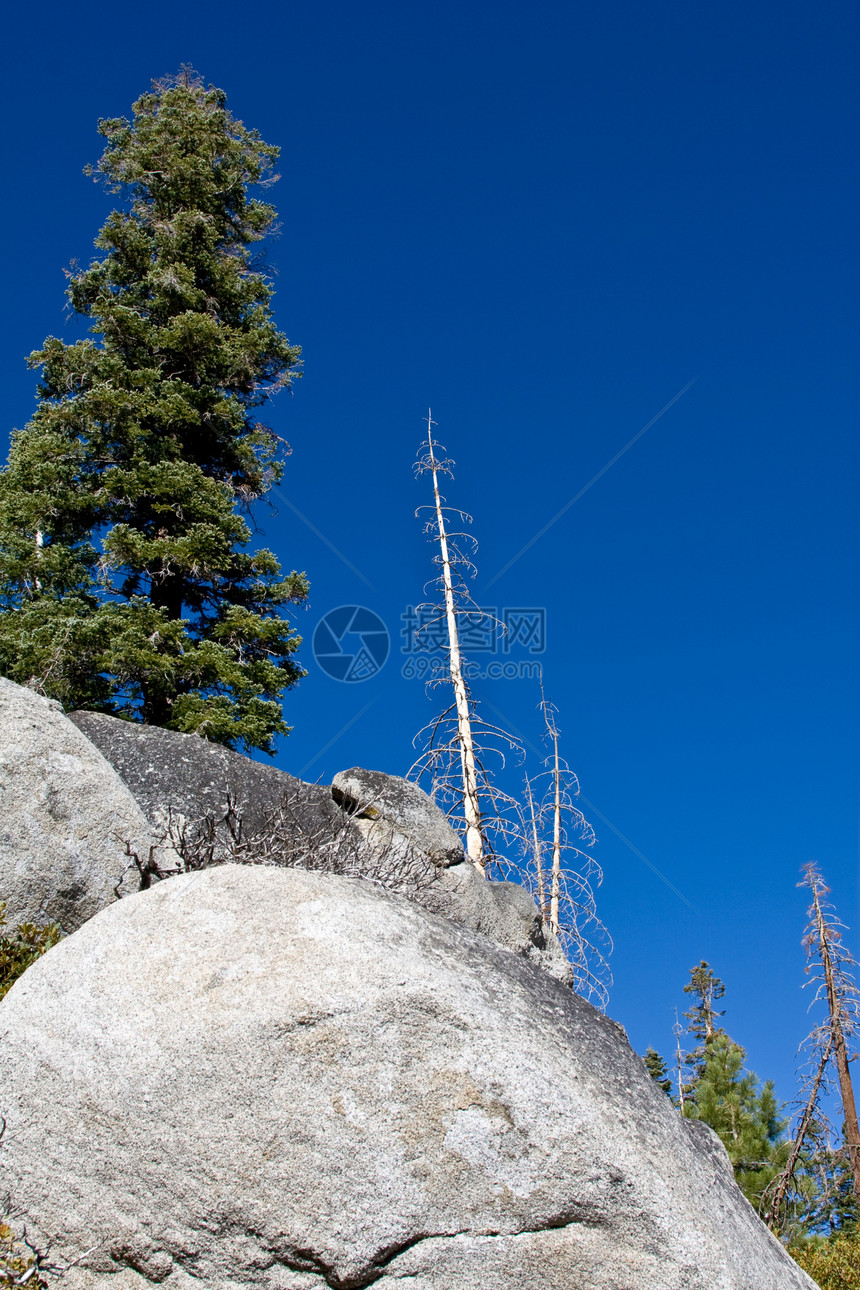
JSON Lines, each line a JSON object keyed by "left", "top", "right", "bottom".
{"left": 791, "top": 1232, "right": 860, "bottom": 1289}
{"left": 0, "top": 1219, "right": 48, "bottom": 1290}
{"left": 0, "top": 903, "right": 61, "bottom": 1001}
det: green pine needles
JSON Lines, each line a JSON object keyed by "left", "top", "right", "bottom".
{"left": 685, "top": 1032, "right": 786, "bottom": 1208}
{"left": 0, "top": 71, "right": 308, "bottom": 753}
{"left": 644, "top": 961, "right": 787, "bottom": 1213}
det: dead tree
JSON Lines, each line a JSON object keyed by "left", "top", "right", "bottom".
{"left": 408, "top": 416, "right": 610, "bottom": 1005}
{"left": 763, "top": 1032, "right": 833, "bottom": 1233}
{"left": 409, "top": 412, "right": 521, "bottom": 872}
{"left": 802, "top": 864, "right": 860, "bottom": 1201}
{"left": 673, "top": 1008, "right": 687, "bottom": 1112}
{"left": 523, "top": 776, "right": 546, "bottom": 916}
{"left": 515, "top": 686, "right": 611, "bottom": 1008}
{"left": 765, "top": 864, "right": 860, "bottom": 1232}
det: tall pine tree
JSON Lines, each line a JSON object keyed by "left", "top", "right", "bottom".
{"left": 0, "top": 71, "right": 307, "bottom": 753}
{"left": 683, "top": 959, "right": 728, "bottom": 1085}
{"left": 684, "top": 960, "right": 726, "bottom": 1040}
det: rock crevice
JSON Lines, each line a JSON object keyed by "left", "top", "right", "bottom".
{"left": 267, "top": 1205, "right": 610, "bottom": 1290}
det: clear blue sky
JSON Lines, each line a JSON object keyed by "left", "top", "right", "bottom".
{"left": 2, "top": 0, "right": 858, "bottom": 1106}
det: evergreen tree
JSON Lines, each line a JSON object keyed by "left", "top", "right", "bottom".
{"left": 820, "top": 1143, "right": 860, "bottom": 1234}
{"left": 683, "top": 959, "right": 727, "bottom": 1085}
{"left": 684, "top": 1032, "right": 786, "bottom": 1208}
{"left": 0, "top": 70, "right": 307, "bottom": 753}
{"left": 673, "top": 960, "right": 788, "bottom": 1213}
{"left": 797, "top": 1131, "right": 860, "bottom": 1238}
{"left": 683, "top": 959, "right": 726, "bottom": 1043}
{"left": 643, "top": 1046, "right": 673, "bottom": 1095}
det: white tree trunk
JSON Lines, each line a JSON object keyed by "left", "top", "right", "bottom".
{"left": 550, "top": 725, "right": 562, "bottom": 933}
{"left": 426, "top": 414, "right": 484, "bottom": 872}
{"left": 525, "top": 777, "right": 546, "bottom": 917}
{"left": 674, "top": 1010, "right": 686, "bottom": 1112}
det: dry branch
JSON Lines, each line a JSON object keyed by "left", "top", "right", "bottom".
{"left": 119, "top": 786, "right": 443, "bottom": 913}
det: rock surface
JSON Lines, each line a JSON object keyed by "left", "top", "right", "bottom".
{"left": 0, "top": 865, "right": 814, "bottom": 1290}
{"left": 329, "top": 767, "right": 572, "bottom": 980}
{"left": 434, "top": 860, "right": 574, "bottom": 986}
{"left": 0, "top": 680, "right": 151, "bottom": 932}
{"left": 331, "top": 766, "right": 464, "bottom": 865}
{"left": 68, "top": 709, "right": 343, "bottom": 850}
{"left": 65, "top": 710, "right": 569, "bottom": 979}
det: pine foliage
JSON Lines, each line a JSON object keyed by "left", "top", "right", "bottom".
{"left": 0, "top": 71, "right": 307, "bottom": 752}
{"left": 683, "top": 959, "right": 726, "bottom": 1080}
{"left": 643, "top": 1046, "right": 673, "bottom": 1094}
{"left": 683, "top": 1032, "right": 786, "bottom": 1207}
{"left": 648, "top": 961, "right": 788, "bottom": 1212}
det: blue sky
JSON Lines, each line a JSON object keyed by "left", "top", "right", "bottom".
{"left": 2, "top": 0, "right": 858, "bottom": 1106}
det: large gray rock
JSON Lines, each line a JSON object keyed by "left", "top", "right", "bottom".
{"left": 64, "top": 715, "right": 568, "bottom": 982}
{"left": 435, "top": 860, "right": 574, "bottom": 986}
{"left": 0, "top": 680, "right": 151, "bottom": 932}
{"left": 0, "top": 865, "right": 813, "bottom": 1290}
{"left": 331, "top": 766, "right": 464, "bottom": 865}
{"left": 68, "top": 709, "right": 343, "bottom": 848}
{"left": 330, "top": 766, "right": 571, "bottom": 983}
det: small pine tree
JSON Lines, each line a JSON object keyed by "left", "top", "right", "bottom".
{"left": 674, "top": 960, "right": 787, "bottom": 1212}
{"left": 0, "top": 70, "right": 307, "bottom": 753}
{"left": 803, "top": 1137, "right": 860, "bottom": 1237}
{"left": 643, "top": 1046, "right": 673, "bottom": 1095}
{"left": 684, "top": 1032, "right": 786, "bottom": 1208}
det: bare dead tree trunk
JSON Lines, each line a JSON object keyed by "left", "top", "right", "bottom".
{"left": 673, "top": 1009, "right": 686, "bottom": 1113}
{"left": 765, "top": 1034, "right": 832, "bottom": 1232}
{"left": 524, "top": 777, "right": 546, "bottom": 918}
{"left": 549, "top": 717, "right": 562, "bottom": 934}
{"left": 516, "top": 682, "right": 610, "bottom": 1007}
{"left": 809, "top": 876, "right": 860, "bottom": 1201}
{"left": 424, "top": 411, "right": 484, "bottom": 871}
{"left": 537, "top": 681, "right": 564, "bottom": 934}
